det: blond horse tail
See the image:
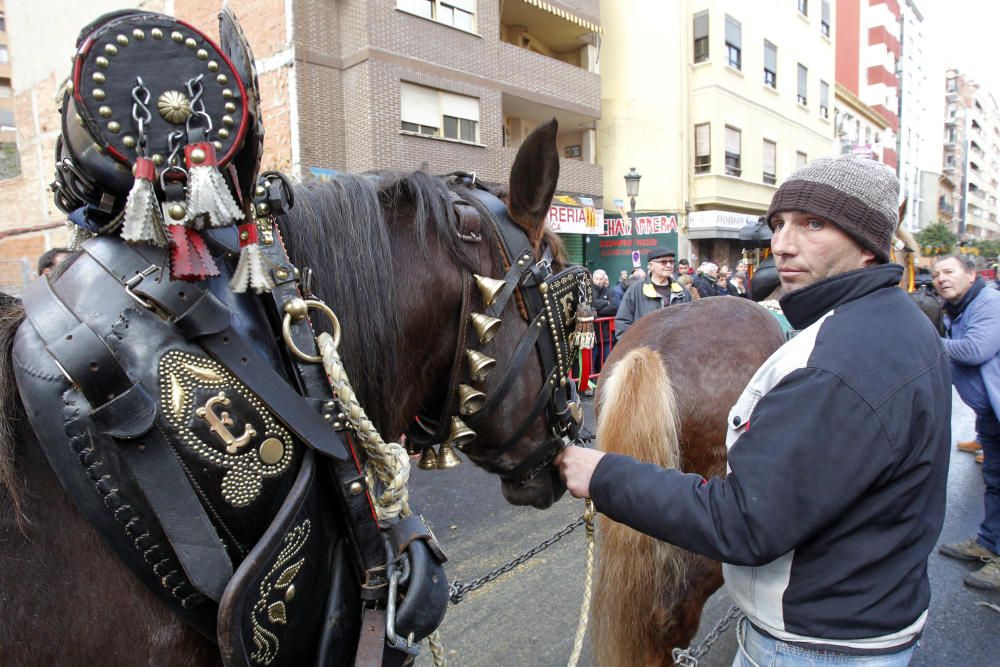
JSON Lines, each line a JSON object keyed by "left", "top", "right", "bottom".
{"left": 592, "top": 346, "right": 687, "bottom": 667}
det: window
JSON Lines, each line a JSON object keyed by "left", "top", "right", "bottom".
{"left": 763, "top": 140, "right": 777, "bottom": 185}
{"left": 821, "top": 1, "right": 831, "bottom": 37}
{"left": 0, "top": 83, "right": 10, "bottom": 98}
{"left": 796, "top": 151, "right": 808, "bottom": 168}
{"left": 0, "top": 46, "right": 7, "bottom": 65}
{"left": 400, "top": 82, "right": 479, "bottom": 143}
{"left": 763, "top": 41, "right": 777, "bottom": 88}
{"left": 0, "top": 14, "right": 6, "bottom": 32}
{"left": 798, "top": 0, "right": 808, "bottom": 16}
{"left": 725, "top": 126, "right": 741, "bottom": 176}
{"left": 695, "top": 123, "right": 711, "bottom": 173}
{"left": 947, "top": 77, "right": 958, "bottom": 92}
{"left": 693, "top": 11, "right": 709, "bottom": 63}
{"left": 397, "top": 0, "right": 475, "bottom": 31}
{"left": 819, "top": 80, "right": 829, "bottom": 118}
{"left": 797, "top": 63, "right": 808, "bottom": 105}
{"left": 725, "top": 16, "right": 742, "bottom": 70}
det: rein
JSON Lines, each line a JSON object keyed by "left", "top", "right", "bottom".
{"left": 406, "top": 175, "right": 591, "bottom": 487}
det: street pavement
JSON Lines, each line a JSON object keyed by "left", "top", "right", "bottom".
{"left": 411, "top": 389, "right": 998, "bottom": 666}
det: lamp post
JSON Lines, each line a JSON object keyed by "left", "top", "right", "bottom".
{"left": 624, "top": 167, "right": 641, "bottom": 267}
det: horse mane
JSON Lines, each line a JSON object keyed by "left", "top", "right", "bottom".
{"left": 593, "top": 346, "right": 687, "bottom": 667}
{"left": 277, "top": 170, "right": 490, "bottom": 432}
{"left": 0, "top": 293, "right": 27, "bottom": 532}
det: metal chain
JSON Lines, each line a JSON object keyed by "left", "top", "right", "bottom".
{"left": 671, "top": 605, "right": 744, "bottom": 667}
{"left": 448, "top": 514, "right": 586, "bottom": 604}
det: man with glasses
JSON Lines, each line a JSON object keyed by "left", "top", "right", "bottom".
{"left": 614, "top": 247, "right": 691, "bottom": 338}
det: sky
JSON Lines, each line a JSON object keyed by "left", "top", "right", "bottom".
{"left": 921, "top": 0, "right": 999, "bottom": 100}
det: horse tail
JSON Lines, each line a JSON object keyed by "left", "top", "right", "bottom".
{"left": 0, "top": 295, "right": 27, "bottom": 532}
{"left": 592, "top": 346, "right": 687, "bottom": 667}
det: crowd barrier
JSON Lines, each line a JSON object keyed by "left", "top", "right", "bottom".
{"left": 570, "top": 316, "right": 616, "bottom": 392}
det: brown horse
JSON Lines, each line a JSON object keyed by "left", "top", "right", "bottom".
{"left": 591, "top": 297, "right": 785, "bottom": 666}
{"left": 0, "top": 121, "right": 572, "bottom": 664}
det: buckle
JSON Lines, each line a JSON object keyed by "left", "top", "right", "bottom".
{"left": 124, "top": 265, "right": 160, "bottom": 309}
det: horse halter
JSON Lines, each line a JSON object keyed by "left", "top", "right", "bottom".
{"left": 408, "top": 174, "right": 592, "bottom": 487}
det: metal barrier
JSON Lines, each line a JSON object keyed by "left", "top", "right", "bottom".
{"left": 0, "top": 258, "right": 34, "bottom": 297}
{"left": 572, "top": 316, "right": 615, "bottom": 392}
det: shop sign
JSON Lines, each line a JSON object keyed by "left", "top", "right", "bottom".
{"left": 545, "top": 195, "right": 604, "bottom": 234}
{"left": 688, "top": 210, "right": 761, "bottom": 231}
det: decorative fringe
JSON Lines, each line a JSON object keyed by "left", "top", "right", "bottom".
{"left": 571, "top": 306, "right": 596, "bottom": 350}
{"left": 166, "top": 217, "right": 220, "bottom": 282}
{"left": 184, "top": 142, "right": 244, "bottom": 229}
{"left": 121, "top": 157, "right": 168, "bottom": 246}
{"left": 229, "top": 223, "right": 274, "bottom": 294}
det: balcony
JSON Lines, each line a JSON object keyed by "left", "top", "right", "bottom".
{"left": 500, "top": 0, "right": 600, "bottom": 73}
{"left": 691, "top": 173, "right": 777, "bottom": 212}
{"left": 496, "top": 41, "right": 600, "bottom": 113}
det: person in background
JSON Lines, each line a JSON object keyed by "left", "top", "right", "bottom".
{"left": 677, "top": 273, "right": 700, "bottom": 299}
{"left": 37, "top": 247, "right": 71, "bottom": 276}
{"left": 590, "top": 269, "right": 618, "bottom": 375}
{"left": 614, "top": 248, "right": 690, "bottom": 338}
{"left": 617, "top": 270, "right": 629, "bottom": 291}
{"left": 933, "top": 254, "right": 1000, "bottom": 590}
{"left": 612, "top": 268, "right": 644, "bottom": 307}
{"left": 677, "top": 258, "right": 692, "bottom": 277}
{"left": 692, "top": 261, "right": 721, "bottom": 298}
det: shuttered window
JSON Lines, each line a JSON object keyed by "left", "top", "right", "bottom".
{"left": 725, "top": 16, "right": 741, "bottom": 70}
{"left": 401, "top": 82, "right": 479, "bottom": 142}
{"left": 797, "top": 64, "right": 808, "bottom": 105}
{"left": 763, "top": 140, "right": 777, "bottom": 185}
{"left": 725, "top": 126, "right": 741, "bottom": 177}
{"left": 695, "top": 123, "right": 711, "bottom": 173}
{"left": 820, "top": 80, "right": 829, "bottom": 118}
{"left": 764, "top": 41, "right": 777, "bottom": 88}
{"left": 693, "top": 11, "right": 709, "bottom": 63}
{"left": 821, "top": 1, "right": 831, "bottom": 37}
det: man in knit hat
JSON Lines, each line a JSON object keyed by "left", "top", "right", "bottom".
{"left": 557, "top": 155, "right": 950, "bottom": 665}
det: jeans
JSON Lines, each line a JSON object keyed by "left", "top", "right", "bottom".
{"left": 975, "top": 414, "right": 1000, "bottom": 554}
{"left": 732, "top": 618, "right": 917, "bottom": 666}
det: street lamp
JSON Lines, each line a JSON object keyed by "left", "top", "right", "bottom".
{"left": 624, "top": 167, "right": 641, "bottom": 266}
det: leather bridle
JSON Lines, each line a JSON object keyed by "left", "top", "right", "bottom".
{"left": 407, "top": 174, "right": 591, "bottom": 487}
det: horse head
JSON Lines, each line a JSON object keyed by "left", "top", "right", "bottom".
{"left": 279, "top": 119, "right": 580, "bottom": 509}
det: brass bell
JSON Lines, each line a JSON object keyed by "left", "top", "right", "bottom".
{"left": 417, "top": 446, "right": 439, "bottom": 470}
{"left": 448, "top": 416, "right": 477, "bottom": 447}
{"left": 458, "top": 384, "right": 486, "bottom": 415}
{"left": 473, "top": 274, "right": 506, "bottom": 307}
{"left": 471, "top": 312, "right": 502, "bottom": 344}
{"left": 436, "top": 442, "right": 462, "bottom": 469}
{"left": 466, "top": 349, "right": 497, "bottom": 383}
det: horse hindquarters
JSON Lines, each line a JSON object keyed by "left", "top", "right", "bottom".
{"left": 592, "top": 347, "right": 716, "bottom": 667}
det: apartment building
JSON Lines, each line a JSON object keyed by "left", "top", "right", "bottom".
{"left": 596, "top": 0, "right": 836, "bottom": 275}
{"left": 949, "top": 71, "right": 1000, "bottom": 240}
{"left": 896, "top": 0, "right": 926, "bottom": 230}
{"left": 0, "top": 0, "right": 14, "bottom": 148}
{"left": 836, "top": 0, "right": 899, "bottom": 168}
{"left": 0, "top": 0, "right": 603, "bottom": 277}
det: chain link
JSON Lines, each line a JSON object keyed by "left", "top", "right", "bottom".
{"left": 448, "top": 514, "right": 585, "bottom": 604}
{"left": 671, "top": 605, "right": 744, "bottom": 667}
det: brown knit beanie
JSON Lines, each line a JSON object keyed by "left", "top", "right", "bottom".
{"left": 765, "top": 155, "right": 900, "bottom": 263}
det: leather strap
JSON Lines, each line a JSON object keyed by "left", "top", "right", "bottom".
{"left": 81, "top": 237, "right": 347, "bottom": 461}
{"left": 355, "top": 608, "right": 387, "bottom": 667}
{"left": 119, "top": 421, "right": 234, "bottom": 601}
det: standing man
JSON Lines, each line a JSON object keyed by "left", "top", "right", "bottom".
{"left": 614, "top": 247, "right": 690, "bottom": 338}
{"left": 933, "top": 254, "right": 1000, "bottom": 590}
{"left": 590, "top": 269, "right": 619, "bottom": 374}
{"left": 692, "top": 261, "right": 721, "bottom": 297}
{"left": 558, "top": 155, "right": 951, "bottom": 665}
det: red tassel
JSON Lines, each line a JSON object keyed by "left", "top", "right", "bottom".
{"left": 167, "top": 223, "right": 220, "bottom": 281}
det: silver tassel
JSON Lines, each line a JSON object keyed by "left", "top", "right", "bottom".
{"left": 187, "top": 162, "right": 244, "bottom": 228}
{"left": 122, "top": 176, "right": 167, "bottom": 246}
{"left": 229, "top": 243, "right": 274, "bottom": 294}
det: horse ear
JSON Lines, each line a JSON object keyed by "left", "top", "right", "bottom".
{"left": 507, "top": 119, "right": 559, "bottom": 248}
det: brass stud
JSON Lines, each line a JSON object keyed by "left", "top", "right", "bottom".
{"left": 225, "top": 101, "right": 237, "bottom": 113}
{"left": 189, "top": 147, "right": 206, "bottom": 164}
{"left": 107, "top": 119, "right": 121, "bottom": 134}
{"left": 213, "top": 141, "right": 223, "bottom": 151}
{"left": 255, "top": 185, "right": 266, "bottom": 197}
{"left": 157, "top": 90, "right": 192, "bottom": 124}
{"left": 275, "top": 269, "right": 289, "bottom": 280}
{"left": 167, "top": 203, "right": 187, "bottom": 221}
{"left": 222, "top": 115, "right": 234, "bottom": 127}
{"left": 284, "top": 585, "right": 296, "bottom": 602}
{"left": 98, "top": 105, "right": 112, "bottom": 118}
{"left": 239, "top": 229, "right": 250, "bottom": 242}
{"left": 218, "top": 127, "right": 230, "bottom": 139}
{"left": 539, "top": 282, "right": 549, "bottom": 294}
{"left": 92, "top": 88, "right": 106, "bottom": 100}
{"left": 123, "top": 135, "right": 136, "bottom": 148}
{"left": 116, "top": 34, "right": 129, "bottom": 46}
{"left": 259, "top": 438, "right": 284, "bottom": 465}
{"left": 151, "top": 28, "right": 164, "bottom": 40}
{"left": 208, "top": 60, "right": 220, "bottom": 72}
{"left": 348, "top": 481, "right": 364, "bottom": 495}
{"left": 96, "top": 56, "right": 109, "bottom": 69}
{"left": 197, "top": 48, "right": 208, "bottom": 60}
{"left": 284, "top": 297, "right": 308, "bottom": 320}
{"left": 152, "top": 154, "right": 165, "bottom": 166}
{"left": 104, "top": 44, "right": 118, "bottom": 56}
{"left": 92, "top": 72, "right": 106, "bottom": 84}
{"left": 256, "top": 201, "right": 270, "bottom": 216}
{"left": 185, "top": 37, "right": 197, "bottom": 49}
{"left": 171, "top": 31, "right": 184, "bottom": 43}
{"left": 66, "top": 80, "right": 74, "bottom": 93}
{"left": 132, "top": 28, "right": 145, "bottom": 41}
{"left": 221, "top": 88, "right": 234, "bottom": 99}
{"left": 216, "top": 73, "right": 228, "bottom": 85}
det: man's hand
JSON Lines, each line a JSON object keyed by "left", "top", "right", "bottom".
{"left": 555, "top": 446, "right": 606, "bottom": 499}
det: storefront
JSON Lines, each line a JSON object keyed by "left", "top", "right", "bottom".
{"left": 687, "top": 209, "right": 763, "bottom": 270}
{"left": 589, "top": 210, "right": 680, "bottom": 278}
{"left": 544, "top": 195, "right": 603, "bottom": 266}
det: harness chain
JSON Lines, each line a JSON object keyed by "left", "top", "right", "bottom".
{"left": 317, "top": 332, "right": 448, "bottom": 666}
{"left": 566, "top": 498, "right": 595, "bottom": 667}
{"left": 671, "top": 604, "right": 743, "bottom": 667}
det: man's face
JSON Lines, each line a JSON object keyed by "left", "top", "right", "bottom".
{"left": 619, "top": 271, "right": 628, "bottom": 283}
{"left": 649, "top": 256, "right": 674, "bottom": 283}
{"left": 932, "top": 257, "right": 976, "bottom": 304}
{"left": 593, "top": 271, "right": 609, "bottom": 287}
{"left": 770, "top": 211, "right": 875, "bottom": 292}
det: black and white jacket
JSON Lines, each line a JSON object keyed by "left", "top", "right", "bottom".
{"left": 591, "top": 264, "right": 951, "bottom": 652}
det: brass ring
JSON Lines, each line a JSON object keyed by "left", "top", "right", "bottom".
{"left": 282, "top": 299, "right": 342, "bottom": 363}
